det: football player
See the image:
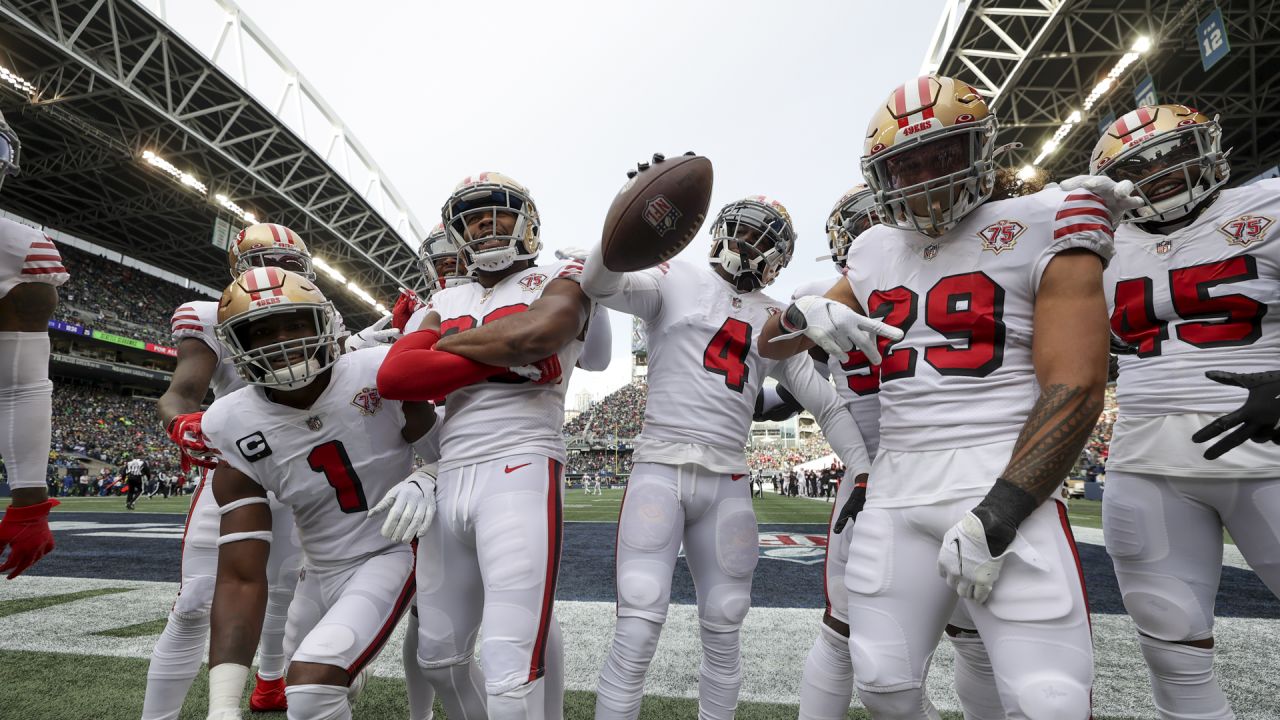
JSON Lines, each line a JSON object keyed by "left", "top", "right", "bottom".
{"left": 759, "top": 75, "right": 1133, "bottom": 718}
{"left": 1091, "top": 105, "right": 1280, "bottom": 719}
{"left": 377, "top": 172, "right": 593, "bottom": 720}
{"left": 580, "top": 194, "right": 878, "bottom": 720}
{"left": 147, "top": 223, "right": 392, "bottom": 718}
{"left": 0, "top": 109, "right": 67, "bottom": 580}
{"left": 793, "top": 187, "right": 1003, "bottom": 720}
{"left": 201, "top": 267, "right": 436, "bottom": 720}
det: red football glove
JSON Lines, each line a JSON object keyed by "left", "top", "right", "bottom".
{"left": 167, "top": 412, "right": 219, "bottom": 472}
{"left": 0, "top": 499, "right": 59, "bottom": 579}
{"left": 511, "top": 354, "right": 563, "bottom": 385}
{"left": 392, "top": 288, "right": 425, "bottom": 333}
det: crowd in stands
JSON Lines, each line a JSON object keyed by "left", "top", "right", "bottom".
{"left": 49, "top": 383, "right": 177, "bottom": 476}
{"left": 564, "top": 382, "right": 646, "bottom": 438}
{"left": 53, "top": 243, "right": 204, "bottom": 347}
{"left": 567, "top": 449, "right": 633, "bottom": 477}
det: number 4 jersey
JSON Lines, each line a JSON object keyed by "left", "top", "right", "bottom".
{"left": 845, "top": 186, "right": 1115, "bottom": 455}
{"left": 202, "top": 346, "right": 420, "bottom": 564}
{"left": 1106, "top": 178, "right": 1280, "bottom": 476}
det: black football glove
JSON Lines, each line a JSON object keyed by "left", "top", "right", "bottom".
{"left": 753, "top": 384, "right": 803, "bottom": 423}
{"left": 1191, "top": 370, "right": 1280, "bottom": 460}
{"left": 1109, "top": 333, "right": 1139, "bottom": 355}
{"left": 832, "top": 476, "right": 868, "bottom": 534}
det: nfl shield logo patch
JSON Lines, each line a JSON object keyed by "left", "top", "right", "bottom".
{"left": 1155, "top": 239, "right": 1173, "bottom": 255}
{"left": 643, "top": 195, "right": 682, "bottom": 237}
{"left": 351, "top": 387, "right": 382, "bottom": 416}
{"left": 923, "top": 244, "right": 940, "bottom": 260}
{"left": 978, "top": 220, "right": 1026, "bottom": 254}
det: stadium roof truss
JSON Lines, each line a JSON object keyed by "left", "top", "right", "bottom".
{"left": 0, "top": 0, "right": 428, "bottom": 320}
{"left": 922, "top": 0, "right": 1280, "bottom": 183}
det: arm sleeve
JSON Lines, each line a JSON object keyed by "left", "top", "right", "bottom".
{"left": 376, "top": 328, "right": 504, "bottom": 402}
{"left": 772, "top": 353, "right": 870, "bottom": 475}
{"left": 577, "top": 304, "right": 613, "bottom": 371}
{"left": 580, "top": 244, "right": 665, "bottom": 321}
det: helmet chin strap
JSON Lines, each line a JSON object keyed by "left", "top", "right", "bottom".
{"left": 470, "top": 245, "right": 517, "bottom": 273}
{"left": 262, "top": 357, "right": 324, "bottom": 390}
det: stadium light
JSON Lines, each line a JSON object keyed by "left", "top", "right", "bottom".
{"left": 214, "top": 193, "right": 258, "bottom": 224}
{"left": 1017, "top": 165, "right": 1037, "bottom": 181}
{"left": 0, "top": 64, "right": 36, "bottom": 95}
{"left": 142, "top": 149, "right": 208, "bottom": 195}
{"left": 1029, "top": 36, "right": 1152, "bottom": 166}
{"left": 313, "top": 257, "right": 347, "bottom": 284}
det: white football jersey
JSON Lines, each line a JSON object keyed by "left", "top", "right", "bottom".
{"left": 792, "top": 275, "right": 881, "bottom": 459}
{"left": 202, "top": 346, "right": 414, "bottom": 565}
{"left": 846, "top": 186, "right": 1114, "bottom": 462}
{"left": 171, "top": 301, "right": 245, "bottom": 399}
{"left": 1105, "top": 179, "right": 1280, "bottom": 476}
{"left": 0, "top": 217, "right": 69, "bottom": 297}
{"left": 426, "top": 260, "right": 587, "bottom": 471}
{"left": 630, "top": 261, "right": 800, "bottom": 470}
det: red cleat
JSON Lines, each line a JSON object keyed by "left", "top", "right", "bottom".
{"left": 249, "top": 674, "right": 287, "bottom": 712}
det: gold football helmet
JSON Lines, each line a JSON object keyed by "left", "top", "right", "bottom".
{"left": 215, "top": 267, "right": 340, "bottom": 390}
{"left": 709, "top": 195, "right": 796, "bottom": 292}
{"left": 860, "top": 75, "right": 998, "bottom": 237}
{"left": 417, "top": 222, "right": 473, "bottom": 297}
{"left": 442, "top": 172, "right": 540, "bottom": 274}
{"left": 825, "top": 185, "right": 876, "bottom": 270}
{"left": 227, "top": 223, "right": 315, "bottom": 280}
{"left": 0, "top": 109, "right": 21, "bottom": 192}
{"left": 1090, "top": 104, "right": 1229, "bottom": 223}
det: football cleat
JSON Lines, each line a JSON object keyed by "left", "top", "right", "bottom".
{"left": 248, "top": 673, "right": 287, "bottom": 712}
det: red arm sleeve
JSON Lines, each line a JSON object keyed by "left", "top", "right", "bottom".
{"left": 377, "top": 328, "right": 505, "bottom": 402}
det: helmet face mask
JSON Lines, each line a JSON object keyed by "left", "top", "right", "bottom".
{"left": 825, "top": 185, "right": 877, "bottom": 270}
{"left": 1095, "top": 118, "right": 1229, "bottom": 224}
{"left": 417, "top": 224, "right": 474, "bottom": 296}
{"left": 216, "top": 268, "right": 341, "bottom": 391}
{"left": 708, "top": 197, "right": 796, "bottom": 292}
{"left": 860, "top": 76, "right": 999, "bottom": 238}
{"left": 442, "top": 173, "right": 540, "bottom": 274}
{"left": 0, "top": 110, "right": 21, "bottom": 192}
{"left": 234, "top": 247, "right": 314, "bottom": 279}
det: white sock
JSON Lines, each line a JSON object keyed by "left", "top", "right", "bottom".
{"left": 403, "top": 612, "right": 436, "bottom": 720}
{"left": 948, "top": 631, "right": 1005, "bottom": 720}
{"left": 0, "top": 333, "right": 53, "bottom": 491}
{"left": 595, "top": 616, "right": 663, "bottom": 720}
{"left": 141, "top": 609, "right": 210, "bottom": 720}
{"left": 1138, "top": 634, "right": 1235, "bottom": 720}
{"left": 256, "top": 587, "right": 293, "bottom": 681}
{"left": 798, "top": 625, "right": 854, "bottom": 720}
{"left": 284, "top": 683, "right": 351, "bottom": 720}
{"left": 698, "top": 624, "right": 743, "bottom": 720}
{"left": 420, "top": 656, "right": 488, "bottom": 720}
{"left": 542, "top": 615, "right": 564, "bottom": 720}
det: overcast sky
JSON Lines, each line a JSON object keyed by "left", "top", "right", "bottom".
{"left": 171, "top": 0, "right": 947, "bottom": 401}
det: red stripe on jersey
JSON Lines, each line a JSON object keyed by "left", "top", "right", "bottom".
{"left": 29, "top": 241, "right": 57, "bottom": 250}
{"left": 918, "top": 76, "right": 935, "bottom": 120}
{"left": 21, "top": 266, "right": 67, "bottom": 275}
{"left": 1054, "top": 207, "right": 1111, "bottom": 221}
{"left": 1053, "top": 222, "right": 1113, "bottom": 240}
{"left": 1064, "top": 193, "right": 1105, "bottom": 204}
{"left": 23, "top": 255, "right": 63, "bottom": 263}
{"left": 1055, "top": 501, "right": 1092, "bottom": 624}
{"left": 171, "top": 314, "right": 201, "bottom": 322}
{"left": 528, "top": 458, "right": 564, "bottom": 683}
{"left": 172, "top": 324, "right": 205, "bottom": 333}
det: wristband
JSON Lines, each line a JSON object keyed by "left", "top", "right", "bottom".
{"left": 971, "top": 477, "right": 1038, "bottom": 556}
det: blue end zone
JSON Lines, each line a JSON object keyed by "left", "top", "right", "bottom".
{"left": 39, "top": 513, "right": 1279, "bottom": 618}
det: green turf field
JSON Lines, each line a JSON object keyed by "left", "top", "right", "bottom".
{"left": 0, "top": 648, "right": 946, "bottom": 720}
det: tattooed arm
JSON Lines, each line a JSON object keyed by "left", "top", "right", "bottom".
{"left": 972, "top": 250, "right": 1109, "bottom": 555}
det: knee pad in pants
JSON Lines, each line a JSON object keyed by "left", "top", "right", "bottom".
{"left": 284, "top": 684, "right": 351, "bottom": 720}
{"left": 856, "top": 687, "right": 941, "bottom": 720}
{"left": 1138, "top": 634, "right": 1233, "bottom": 720}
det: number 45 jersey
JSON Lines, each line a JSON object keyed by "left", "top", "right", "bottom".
{"left": 202, "top": 346, "right": 417, "bottom": 564}
{"left": 845, "top": 186, "right": 1115, "bottom": 455}
{"left": 1105, "top": 178, "right": 1280, "bottom": 476}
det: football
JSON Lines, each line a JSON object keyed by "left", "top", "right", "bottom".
{"left": 600, "top": 152, "right": 714, "bottom": 271}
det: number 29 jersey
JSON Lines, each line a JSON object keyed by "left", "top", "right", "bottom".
{"left": 201, "top": 346, "right": 414, "bottom": 565}
{"left": 845, "top": 187, "right": 1115, "bottom": 454}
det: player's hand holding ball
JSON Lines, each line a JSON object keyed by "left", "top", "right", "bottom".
{"left": 369, "top": 468, "right": 437, "bottom": 543}
{"left": 599, "top": 151, "right": 714, "bottom": 271}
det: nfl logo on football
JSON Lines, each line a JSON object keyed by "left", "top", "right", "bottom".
{"left": 642, "top": 194, "right": 682, "bottom": 237}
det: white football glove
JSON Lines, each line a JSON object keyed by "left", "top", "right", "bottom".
{"left": 771, "top": 295, "right": 904, "bottom": 364}
{"left": 1059, "top": 175, "right": 1145, "bottom": 218}
{"left": 937, "top": 511, "right": 1010, "bottom": 604}
{"left": 368, "top": 469, "right": 437, "bottom": 543}
{"left": 554, "top": 246, "right": 590, "bottom": 262}
{"left": 344, "top": 314, "right": 401, "bottom": 352}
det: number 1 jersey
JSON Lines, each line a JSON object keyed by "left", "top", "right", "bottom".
{"left": 845, "top": 187, "right": 1115, "bottom": 454}
{"left": 202, "top": 346, "right": 415, "bottom": 565}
